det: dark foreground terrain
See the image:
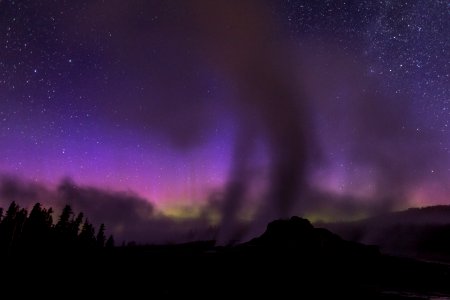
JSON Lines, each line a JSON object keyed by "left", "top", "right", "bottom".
{"left": 4, "top": 217, "right": 450, "bottom": 299}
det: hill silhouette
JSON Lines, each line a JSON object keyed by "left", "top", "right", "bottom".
{"left": 235, "top": 216, "right": 380, "bottom": 263}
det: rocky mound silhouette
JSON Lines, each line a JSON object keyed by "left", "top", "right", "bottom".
{"left": 238, "top": 216, "right": 379, "bottom": 260}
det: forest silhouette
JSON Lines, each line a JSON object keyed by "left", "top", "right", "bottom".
{"left": 0, "top": 201, "right": 114, "bottom": 256}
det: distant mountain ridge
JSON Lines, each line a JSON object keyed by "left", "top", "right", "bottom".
{"left": 376, "top": 205, "right": 450, "bottom": 224}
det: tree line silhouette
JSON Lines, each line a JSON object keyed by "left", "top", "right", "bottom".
{"left": 0, "top": 201, "right": 114, "bottom": 256}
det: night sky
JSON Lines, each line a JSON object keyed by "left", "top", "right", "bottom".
{"left": 0, "top": 1, "right": 448, "bottom": 242}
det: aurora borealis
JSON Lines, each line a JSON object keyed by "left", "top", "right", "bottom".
{"left": 0, "top": 1, "right": 449, "bottom": 242}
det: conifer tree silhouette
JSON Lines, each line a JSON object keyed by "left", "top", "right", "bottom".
{"left": 96, "top": 224, "right": 106, "bottom": 248}
{"left": 70, "top": 212, "right": 84, "bottom": 240}
{"left": 22, "top": 203, "right": 49, "bottom": 251}
{"left": 106, "top": 235, "right": 115, "bottom": 248}
{"left": 79, "top": 219, "right": 96, "bottom": 248}
{"left": 56, "top": 204, "right": 73, "bottom": 232}
{"left": 0, "top": 202, "right": 20, "bottom": 253}
{"left": 0, "top": 202, "right": 113, "bottom": 255}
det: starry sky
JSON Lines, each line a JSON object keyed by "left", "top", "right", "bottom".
{"left": 0, "top": 0, "right": 449, "bottom": 225}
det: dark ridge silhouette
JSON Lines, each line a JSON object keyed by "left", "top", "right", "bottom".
{"left": 0, "top": 201, "right": 114, "bottom": 257}
{"left": 238, "top": 216, "right": 380, "bottom": 261}
{"left": 323, "top": 205, "right": 450, "bottom": 262}
{"left": 2, "top": 213, "right": 450, "bottom": 299}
